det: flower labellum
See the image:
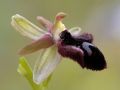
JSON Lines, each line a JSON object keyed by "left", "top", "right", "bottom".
{"left": 11, "top": 12, "right": 107, "bottom": 85}
{"left": 58, "top": 30, "right": 106, "bottom": 70}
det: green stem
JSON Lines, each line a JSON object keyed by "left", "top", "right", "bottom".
{"left": 17, "top": 57, "right": 43, "bottom": 90}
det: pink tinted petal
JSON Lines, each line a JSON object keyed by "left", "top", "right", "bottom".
{"left": 57, "top": 42, "right": 85, "bottom": 68}
{"left": 19, "top": 34, "right": 54, "bottom": 55}
{"left": 37, "top": 16, "right": 53, "bottom": 31}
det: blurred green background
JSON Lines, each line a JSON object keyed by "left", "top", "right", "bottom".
{"left": 0, "top": 0, "right": 120, "bottom": 90}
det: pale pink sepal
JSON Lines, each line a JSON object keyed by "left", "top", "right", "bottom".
{"left": 19, "top": 34, "right": 54, "bottom": 55}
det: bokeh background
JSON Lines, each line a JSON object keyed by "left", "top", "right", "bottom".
{"left": 0, "top": 0, "right": 120, "bottom": 90}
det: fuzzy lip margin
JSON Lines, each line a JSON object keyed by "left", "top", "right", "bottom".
{"left": 58, "top": 30, "right": 107, "bottom": 71}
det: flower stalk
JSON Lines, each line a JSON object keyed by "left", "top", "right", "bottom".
{"left": 17, "top": 57, "right": 52, "bottom": 90}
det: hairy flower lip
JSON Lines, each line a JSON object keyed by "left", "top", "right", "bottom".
{"left": 59, "top": 30, "right": 107, "bottom": 71}
{"left": 81, "top": 43, "right": 107, "bottom": 71}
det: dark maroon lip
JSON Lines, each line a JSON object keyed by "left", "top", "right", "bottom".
{"left": 81, "top": 42, "right": 107, "bottom": 70}
{"left": 58, "top": 30, "right": 107, "bottom": 71}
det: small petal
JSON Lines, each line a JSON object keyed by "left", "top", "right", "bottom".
{"left": 54, "top": 12, "right": 66, "bottom": 31}
{"left": 11, "top": 14, "right": 48, "bottom": 40}
{"left": 69, "top": 27, "right": 81, "bottom": 36}
{"left": 57, "top": 42, "right": 85, "bottom": 68}
{"left": 33, "top": 46, "right": 61, "bottom": 84}
{"left": 19, "top": 34, "right": 54, "bottom": 55}
{"left": 37, "top": 16, "right": 53, "bottom": 31}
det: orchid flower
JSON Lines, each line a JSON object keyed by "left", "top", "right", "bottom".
{"left": 11, "top": 12, "right": 107, "bottom": 85}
